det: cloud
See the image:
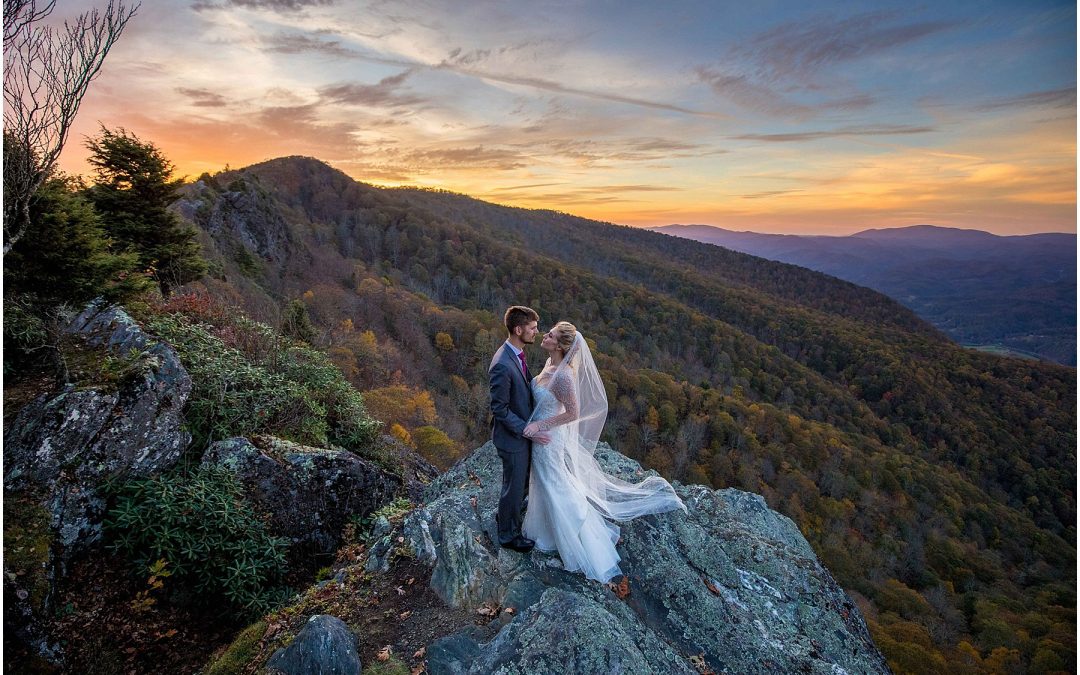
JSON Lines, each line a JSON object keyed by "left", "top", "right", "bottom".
{"left": 740, "top": 189, "right": 804, "bottom": 199}
{"left": 733, "top": 124, "right": 935, "bottom": 142}
{"left": 261, "top": 32, "right": 363, "bottom": 58}
{"left": 695, "top": 67, "right": 811, "bottom": 116}
{"left": 974, "top": 86, "right": 1076, "bottom": 111}
{"left": 438, "top": 64, "right": 723, "bottom": 118}
{"left": 402, "top": 146, "right": 530, "bottom": 171}
{"left": 254, "top": 103, "right": 361, "bottom": 151}
{"left": 538, "top": 137, "right": 722, "bottom": 165}
{"left": 318, "top": 70, "right": 426, "bottom": 108}
{"left": 176, "top": 87, "right": 229, "bottom": 107}
{"left": 742, "top": 11, "right": 960, "bottom": 81}
{"left": 259, "top": 32, "right": 724, "bottom": 118}
{"left": 194, "top": 0, "right": 335, "bottom": 11}
{"left": 699, "top": 10, "right": 961, "bottom": 117}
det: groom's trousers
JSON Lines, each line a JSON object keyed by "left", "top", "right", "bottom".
{"left": 496, "top": 444, "right": 531, "bottom": 545}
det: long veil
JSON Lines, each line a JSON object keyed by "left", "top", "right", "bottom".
{"left": 534, "top": 332, "right": 688, "bottom": 521}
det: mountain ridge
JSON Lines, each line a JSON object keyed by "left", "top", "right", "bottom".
{"left": 652, "top": 222, "right": 1076, "bottom": 365}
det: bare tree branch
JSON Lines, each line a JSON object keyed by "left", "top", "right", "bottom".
{"left": 3, "top": 0, "right": 139, "bottom": 255}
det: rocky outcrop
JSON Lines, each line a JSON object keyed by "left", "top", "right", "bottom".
{"left": 372, "top": 442, "right": 889, "bottom": 675}
{"left": 176, "top": 176, "right": 294, "bottom": 266}
{"left": 201, "top": 435, "right": 402, "bottom": 555}
{"left": 265, "top": 614, "right": 362, "bottom": 675}
{"left": 4, "top": 299, "right": 192, "bottom": 556}
{"left": 3, "top": 299, "right": 193, "bottom": 668}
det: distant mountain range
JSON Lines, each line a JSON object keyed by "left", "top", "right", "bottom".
{"left": 651, "top": 224, "right": 1077, "bottom": 366}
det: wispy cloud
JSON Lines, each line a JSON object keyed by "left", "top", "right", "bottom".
{"left": 734, "top": 124, "right": 936, "bottom": 142}
{"left": 262, "top": 31, "right": 361, "bottom": 58}
{"left": 401, "top": 146, "right": 530, "bottom": 171}
{"left": 193, "top": 0, "right": 335, "bottom": 11}
{"left": 974, "top": 86, "right": 1076, "bottom": 111}
{"left": 699, "top": 11, "right": 961, "bottom": 117}
{"left": 176, "top": 87, "right": 229, "bottom": 107}
{"left": 741, "top": 189, "right": 804, "bottom": 199}
{"left": 741, "top": 11, "right": 960, "bottom": 81}
{"left": 318, "top": 70, "right": 425, "bottom": 108}
{"left": 255, "top": 103, "right": 361, "bottom": 151}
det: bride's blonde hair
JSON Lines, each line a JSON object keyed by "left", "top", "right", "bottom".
{"left": 553, "top": 321, "right": 577, "bottom": 355}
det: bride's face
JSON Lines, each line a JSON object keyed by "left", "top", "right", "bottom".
{"left": 540, "top": 328, "right": 558, "bottom": 353}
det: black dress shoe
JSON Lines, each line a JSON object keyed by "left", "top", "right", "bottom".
{"left": 501, "top": 536, "right": 535, "bottom": 553}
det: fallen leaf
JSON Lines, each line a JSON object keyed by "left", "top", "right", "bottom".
{"left": 377, "top": 646, "right": 391, "bottom": 661}
{"left": 413, "top": 646, "right": 426, "bottom": 659}
{"left": 475, "top": 602, "right": 500, "bottom": 616}
{"left": 399, "top": 610, "right": 412, "bottom": 620}
{"left": 609, "top": 576, "right": 630, "bottom": 599}
{"left": 469, "top": 496, "right": 478, "bottom": 508}
{"left": 410, "top": 662, "right": 427, "bottom": 675}
{"left": 406, "top": 577, "right": 416, "bottom": 585}
{"left": 395, "top": 586, "right": 406, "bottom": 596}
{"left": 703, "top": 577, "right": 720, "bottom": 596}
{"left": 502, "top": 606, "right": 515, "bottom": 615}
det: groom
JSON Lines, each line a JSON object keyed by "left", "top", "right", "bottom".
{"left": 490, "top": 305, "right": 549, "bottom": 552}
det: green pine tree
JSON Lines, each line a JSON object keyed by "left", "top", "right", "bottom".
{"left": 4, "top": 175, "right": 150, "bottom": 306}
{"left": 282, "top": 299, "right": 317, "bottom": 344}
{"left": 84, "top": 127, "right": 207, "bottom": 297}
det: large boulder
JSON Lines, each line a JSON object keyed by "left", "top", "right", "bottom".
{"left": 201, "top": 435, "right": 402, "bottom": 554}
{"left": 373, "top": 442, "right": 889, "bottom": 675}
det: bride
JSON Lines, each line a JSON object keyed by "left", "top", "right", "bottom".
{"left": 521, "top": 321, "right": 687, "bottom": 584}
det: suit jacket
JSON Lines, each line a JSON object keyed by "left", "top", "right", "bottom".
{"left": 489, "top": 342, "right": 534, "bottom": 453}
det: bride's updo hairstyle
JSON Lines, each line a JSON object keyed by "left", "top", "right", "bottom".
{"left": 553, "top": 321, "right": 577, "bottom": 355}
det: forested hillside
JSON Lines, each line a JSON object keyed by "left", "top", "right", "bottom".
{"left": 175, "top": 156, "right": 1075, "bottom": 674}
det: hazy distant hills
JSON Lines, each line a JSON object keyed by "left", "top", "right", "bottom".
{"left": 652, "top": 223, "right": 1077, "bottom": 366}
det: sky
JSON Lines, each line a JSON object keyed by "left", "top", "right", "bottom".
{"left": 52, "top": 0, "right": 1076, "bottom": 235}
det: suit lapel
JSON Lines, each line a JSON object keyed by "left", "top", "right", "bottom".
{"left": 504, "top": 346, "right": 527, "bottom": 387}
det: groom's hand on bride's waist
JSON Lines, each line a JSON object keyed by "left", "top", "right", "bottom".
{"left": 524, "top": 429, "right": 551, "bottom": 444}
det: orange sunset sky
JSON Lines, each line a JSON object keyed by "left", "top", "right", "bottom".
{"left": 54, "top": 0, "right": 1076, "bottom": 235}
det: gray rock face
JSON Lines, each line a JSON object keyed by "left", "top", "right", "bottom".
{"left": 265, "top": 614, "right": 361, "bottom": 675}
{"left": 4, "top": 299, "right": 192, "bottom": 555}
{"left": 379, "top": 442, "right": 889, "bottom": 675}
{"left": 201, "top": 436, "right": 402, "bottom": 554}
{"left": 180, "top": 178, "right": 293, "bottom": 266}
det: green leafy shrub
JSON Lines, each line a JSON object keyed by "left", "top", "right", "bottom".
{"left": 103, "top": 465, "right": 291, "bottom": 618}
{"left": 142, "top": 312, "right": 380, "bottom": 455}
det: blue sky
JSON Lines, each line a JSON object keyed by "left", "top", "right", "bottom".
{"left": 57, "top": 0, "right": 1076, "bottom": 234}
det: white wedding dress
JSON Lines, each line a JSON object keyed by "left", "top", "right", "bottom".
{"left": 522, "top": 374, "right": 623, "bottom": 583}
{"left": 520, "top": 333, "right": 687, "bottom": 584}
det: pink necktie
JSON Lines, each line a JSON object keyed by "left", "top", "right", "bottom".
{"left": 518, "top": 351, "right": 528, "bottom": 377}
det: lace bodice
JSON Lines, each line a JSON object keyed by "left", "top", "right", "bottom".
{"left": 530, "top": 370, "right": 579, "bottom": 432}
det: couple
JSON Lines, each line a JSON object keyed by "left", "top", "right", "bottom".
{"left": 489, "top": 305, "right": 687, "bottom": 584}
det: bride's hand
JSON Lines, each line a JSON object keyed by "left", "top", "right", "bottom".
{"left": 523, "top": 422, "right": 540, "bottom": 437}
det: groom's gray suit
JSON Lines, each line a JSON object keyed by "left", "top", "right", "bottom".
{"left": 489, "top": 342, "right": 534, "bottom": 545}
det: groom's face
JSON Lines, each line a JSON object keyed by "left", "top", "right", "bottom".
{"left": 517, "top": 320, "right": 539, "bottom": 345}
